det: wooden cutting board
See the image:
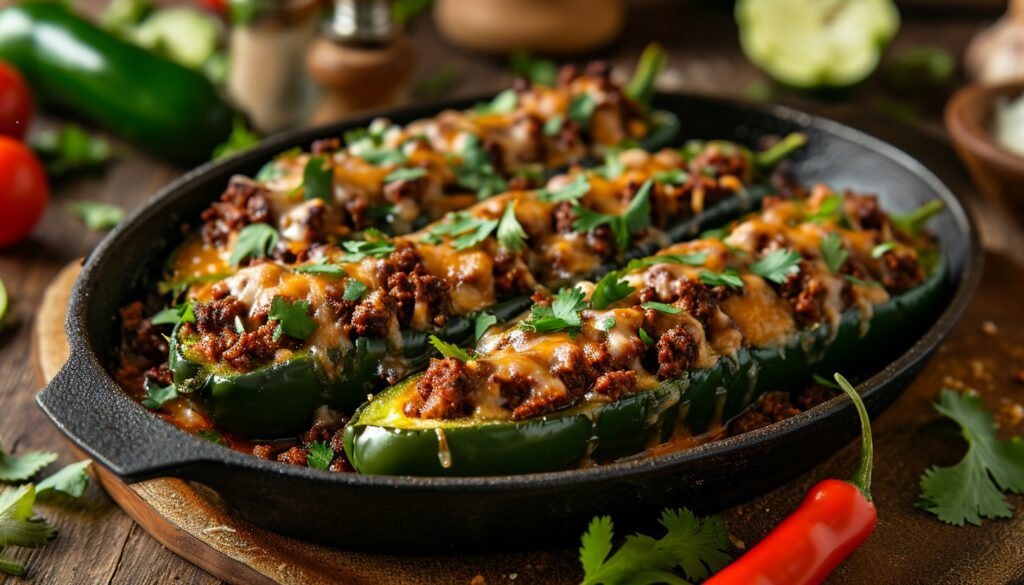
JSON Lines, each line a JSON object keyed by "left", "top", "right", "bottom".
{"left": 34, "top": 251, "right": 1024, "bottom": 584}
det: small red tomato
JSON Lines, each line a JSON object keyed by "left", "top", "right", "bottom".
{"left": 0, "top": 61, "right": 34, "bottom": 139}
{"left": 0, "top": 136, "right": 49, "bottom": 247}
{"left": 199, "top": 0, "right": 228, "bottom": 15}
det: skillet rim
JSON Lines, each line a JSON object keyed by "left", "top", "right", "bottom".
{"left": 39, "top": 93, "right": 983, "bottom": 490}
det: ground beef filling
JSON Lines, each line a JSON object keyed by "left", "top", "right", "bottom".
{"left": 180, "top": 297, "right": 298, "bottom": 372}
{"left": 201, "top": 177, "right": 272, "bottom": 245}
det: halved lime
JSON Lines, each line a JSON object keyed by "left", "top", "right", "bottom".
{"left": 736, "top": 0, "right": 900, "bottom": 89}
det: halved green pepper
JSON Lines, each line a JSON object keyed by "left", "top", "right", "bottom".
{"left": 343, "top": 254, "right": 947, "bottom": 476}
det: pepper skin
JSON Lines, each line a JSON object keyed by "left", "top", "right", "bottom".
{"left": 705, "top": 373, "right": 878, "bottom": 585}
{"left": 343, "top": 257, "right": 946, "bottom": 476}
{"left": 0, "top": 3, "right": 233, "bottom": 163}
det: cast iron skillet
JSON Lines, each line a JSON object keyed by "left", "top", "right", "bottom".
{"left": 38, "top": 94, "right": 982, "bottom": 552}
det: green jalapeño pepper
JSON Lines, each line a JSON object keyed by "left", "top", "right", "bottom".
{"left": 0, "top": 3, "right": 233, "bottom": 163}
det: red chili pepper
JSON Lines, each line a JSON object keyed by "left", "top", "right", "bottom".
{"left": 706, "top": 374, "right": 877, "bottom": 585}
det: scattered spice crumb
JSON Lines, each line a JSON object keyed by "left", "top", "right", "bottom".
{"left": 997, "top": 401, "right": 1024, "bottom": 427}
{"left": 970, "top": 359, "right": 991, "bottom": 381}
{"left": 728, "top": 532, "right": 746, "bottom": 550}
{"left": 508, "top": 574, "right": 518, "bottom": 581}
{"left": 982, "top": 320, "right": 999, "bottom": 336}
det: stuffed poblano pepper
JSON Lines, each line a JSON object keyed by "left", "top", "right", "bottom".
{"left": 344, "top": 188, "right": 947, "bottom": 476}
{"left": 157, "top": 136, "right": 804, "bottom": 439}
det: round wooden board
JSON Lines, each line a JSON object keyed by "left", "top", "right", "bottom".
{"left": 34, "top": 256, "right": 1024, "bottom": 585}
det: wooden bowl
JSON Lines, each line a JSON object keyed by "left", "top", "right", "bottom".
{"left": 946, "top": 81, "right": 1024, "bottom": 223}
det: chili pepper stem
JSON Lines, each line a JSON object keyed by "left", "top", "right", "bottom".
{"left": 833, "top": 373, "right": 873, "bottom": 500}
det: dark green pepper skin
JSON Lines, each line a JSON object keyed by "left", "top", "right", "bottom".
{"left": 0, "top": 3, "right": 233, "bottom": 163}
{"left": 343, "top": 257, "right": 947, "bottom": 476}
{"left": 170, "top": 296, "right": 530, "bottom": 439}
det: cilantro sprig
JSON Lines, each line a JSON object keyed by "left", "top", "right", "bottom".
{"left": 699, "top": 268, "right": 744, "bottom": 289}
{"left": 268, "top": 296, "right": 317, "bottom": 341}
{"left": 538, "top": 174, "right": 591, "bottom": 204}
{"left": 749, "top": 249, "right": 801, "bottom": 284}
{"left": 307, "top": 441, "right": 333, "bottom": 471}
{"left": 141, "top": 384, "right": 178, "bottom": 410}
{"left": 591, "top": 272, "right": 635, "bottom": 311}
{"left": 294, "top": 258, "right": 346, "bottom": 277}
{"left": 497, "top": 201, "right": 527, "bottom": 251}
{"left": 579, "top": 508, "right": 731, "bottom": 585}
{"left": 340, "top": 232, "right": 396, "bottom": 262}
{"left": 454, "top": 135, "right": 508, "bottom": 200}
{"left": 520, "top": 287, "right": 587, "bottom": 337}
{"left": 429, "top": 211, "right": 499, "bottom": 251}
{"left": 820, "top": 233, "right": 848, "bottom": 275}
{"left": 918, "top": 389, "right": 1024, "bottom": 526}
{"left": 429, "top": 334, "right": 472, "bottom": 362}
{"left": 573, "top": 180, "right": 653, "bottom": 251}
{"left": 474, "top": 312, "right": 497, "bottom": 341}
{"left": 229, "top": 223, "right": 279, "bottom": 267}
{"left": 302, "top": 155, "right": 333, "bottom": 201}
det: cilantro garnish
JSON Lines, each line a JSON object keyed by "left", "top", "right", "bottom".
{"left": 36, "top": 460, "right": 91, "bottom": 498}
{"left": 195, "top": 429, "right": 227, "bottom": 446}
{"left": 568, "top": 93, "right": 598, "bottom": 126}
{"left": 342, "top": 279, "right": 368, "bottom": 301}
{"left": 229, "top": 223, "right": 279, "bottom": 267}
{"left": 572, "top": 180, "right": 653, "bottom": 251}
{"left": 384, "top": 167, "right": 427, "bottom": 183}
{"left": 454, "top": 135, "right": 508, "bottom": 200}
{"left": 749, "top": 249, "right": 801, "bottom": 284}
{"left": 700, "top": 227, "right": 728, "bottom": 240}
{"left": 543, "top": 115, "right": 564, "bottom": 137}
{"left": 430, "top": 211, "right": 499, "bottom": 251}
{"left": 891, "top": 199, "right": 945, "bottom": 235}
{"left": 699, "top": 268, "right": 744, "bottom": 289}
{"left": 537, "top": 174, "right": 591, "bottom": 204}
{"left": 579, "top": 509, "right": 731, "bottom": 585}
{"left": 0, "top": 440, "right": 56, "bottom": 483}
{"left": 294, "top": 258, "right": 346, "bottom": 277}
{"left": 807, "top": 194, "right": 841, "bottom": 223}
{"left": 497, "top": 201, "right": 527, "bottom": 251}
{"left": 603, "top": 150, "right": 625, "bottom": 181}
{"left": 509, "top": 51, "right": 557, "bottom": 86}
{"left": 340, "top": 237, "right": 396, "bottom": 262}
{"left": 234, "top": 315, "right": 246, "bottom": 334}
{"left": 871, "top": 242, "right": 898, "bottom": 259}
{"left": 638, "top": 327, "right": 655, "bottom": 345}
{"left": 844, "top": 274, "right": 881, "bottom": 288}
{"left": 918, "top": 389, "right": 1024, "bottom": 526}
{"left": 474, "top": 312, "right": 497, "bottom": 341}
{"left": 268, "top": 296, "right": 317, "bottom": 341}
{"left": 66, "top": 201, "right": 124, "bottom": 232}
{"left": 0, "top": 485, "right": 57, "bottom": 577}
{"left": 641, "top": 302, "right": 682, "bottom": 315}
{"left": 598, "top": 316, "right": 616, "bottom": 331}
{"left": 307, "top": 441, "right": 333, "bottom": 471}
{"left": 653, "top": 168, "right": 690, "bottom": 186}
{"left": 626, "top": 252, "right": 708, "bottom": 271}
{"left": 475, "top": 89, "right": 518, "bottom": 115}
{"left": 141, "top": 384, "right": 178, "bottom": 410}
{"left": 820, "top": 233, "right": 848, "bottom": 275}
{"left": 151, "top": 302, "right": 195, "bottom": 326}
{"left": 520, "top": 287, "right": 587, "bottom": 337}
{"left": 429, "top": 334, "right": 472, "bottom": 362}
{"left": 591, "top": 272, "right": 635, "bottom": 310}
{"left": 302, "top": 155, "right": 333, "bottom": 201}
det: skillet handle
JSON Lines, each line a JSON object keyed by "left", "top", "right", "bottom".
{"left": 36, "top": 351, "right": 221, "bottom": 483}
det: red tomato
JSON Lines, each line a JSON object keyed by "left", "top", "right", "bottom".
{"left": 199, "top": 0, "right": 228, "bottom": 14}
{"left": 0, "top": 136, "right": 49, "bottom": 247}
{"left": 0, "top": 62, "right": 34, "bottom": 139}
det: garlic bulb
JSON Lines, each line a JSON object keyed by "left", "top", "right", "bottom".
{"left": 966, "top": 0, "right": 1024, "bottom": 83}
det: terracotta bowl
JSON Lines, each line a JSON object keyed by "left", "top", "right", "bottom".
{"left": 946, "top": 81, "right": 1024, "bottom": 222}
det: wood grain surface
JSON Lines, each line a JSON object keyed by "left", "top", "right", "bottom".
{"left": 1, "top": 1, "right": 1022, "bottom": 583}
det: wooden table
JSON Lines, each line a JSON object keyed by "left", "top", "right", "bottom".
{"left": 0, "top": 1, "right": 1017, "bottom": 583}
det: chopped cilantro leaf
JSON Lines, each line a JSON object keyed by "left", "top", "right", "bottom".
{"left": 430, "top": 211, "right": 498, "bottom": 251}
{"left": 653, "top": 168, "right": 689, "bottom": 186}
{"left": 543, "top": 115, "right": 564, "bottom": 137}
{"left": 36, "top": 460, "right": 92, "bottom": 498}
{"left": 626, "top": 252, "right": 708, "bottom": 271}
{"left": 845, "top": 274, "right": 882, "bottom": 288}
{"left": 497, "top": 201, "right": 527, "bottom": 251}
{"left": 302, "top": 155, "right": 333, "bottom": 201}
{"left": 578, "top": 508, "right": 731, "bottom": 585}
{"left": 475, "top": 89, "right": 518, "bottom": 115}
{"left": 699, "top": 268, "right": 744, "bottom": 289}
{"left": 195, "top": 429, "right": 226, "bottom": 446}
{"left": 568, "top": 93, "right": 598, "bottom": 126}
{"left": 429, "top": 334, "right": 471, "bottom": 362}
{"left": 918, "top": 389, "right": 1024, "bottom": 526}
{"left": 603, "top": 150, "right": 625, "bottom": 181}
{"left": 509, "top": 51, "right": 558, "bottom": 86}
{"left": 598, "top": 316, "right": 616, "bottom": 331}
{"left": 229, "top": 223, "right": 279, "bottom": 267}
{"left": 700, "top": 227, "right": 728, "bottom": 240}
{"left": 340, "top": 238, "right": 396, "bottom": 262}
{"left": 151, "top": 303, "right": 195, "bottom": 326}
{"left": 342, "top": 279, "right": 368, "bottom": 301}
{"left": 307, "top": 441, "right": 333, "bottom": 471}
{"left": 141, "top": 383, "right": 178, "bottom": 410}
{"left": 591, "top": 272, "right": 635, "bottom": 310}
{"left": 638, "top": 327, "right": 655, "bottom": 345}
{"left": 573, "top": 180, "right": 653, "bottom": 251}
{"left": 67, "top": 201, "right": 124, "bottom": 231}
{"left": 749, "top": 249, "right": 801, "bottom": 284}
{"left": 520, "top": 287, "right": 587, "bottom": 337}
{"left": 454, "top": 135, "right": 508, "bottom": 199}
{"left": 871, "top": 242, "right": 898, "bottom": 259}
{"left": 820, "top": 233, "right": 848, "bottom": 275}
{"left": 0, "top": 438, "right": 57, "bottom": 483}
{"left": 268, "top": 296, "right": 317, "bottom": 341}
{"left": 807, "top": 194, "right": 841, "bottom": 223}
{"left": 537, "top": 174, "right": 591, "bottom": 204}
{"left": 294, "top": 258, "right": 346, "bottom": 277}
{"left": 384, "top": 167, "right": 427, "bottom": 183}
{"left": 212, "top": 118, "right": 260, "bottom": 160}
{"left": 641, "top": 302, "right": 682, "bottom": 314}
{"left": 0, "top": 484, "right": 57, "bottom": 577}
{"left": 474, "top": 312, "right": 498, "bottom": 341}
